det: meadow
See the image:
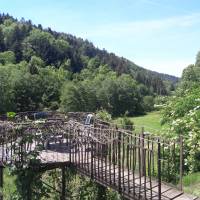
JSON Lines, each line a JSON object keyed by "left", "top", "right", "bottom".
{"left": 114, "top": 111, "right": 168, "bottom": 134}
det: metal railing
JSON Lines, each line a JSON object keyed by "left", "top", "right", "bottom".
{"left": 0, "top": 112, "right": 184, "bottom": 200}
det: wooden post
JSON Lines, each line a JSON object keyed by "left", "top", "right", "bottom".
{"left": 118, "top": 128, "right": 122, "bottom": 193}
{"left": 179, "top": 135, "right": 183, "bottom": 191}
{"left": 61, "top": 166, "right": 66, "bottom": 200}
{"left": 69, "top": 127, "right": 72, "bottom": 164}
{"left": 157, "top": 138, "right": 161, "bottom": 200}
{"left": 141, "top": 127, "right": 145, "bottom": 177}
{"left": 91, "top": 139, "right": 94, "bottom": 179}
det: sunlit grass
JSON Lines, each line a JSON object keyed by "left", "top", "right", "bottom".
{"left": 114, "top": 111, "right": 168, "bottom": 134}
{"left": 183, "top": 172, "right": 200, "bottom": 197}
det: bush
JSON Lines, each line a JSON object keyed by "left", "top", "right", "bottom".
{"left": 162, "top": 86, "right": 200, "bottom": 172}
{"left": 154, "top": 96, "right": 169, "bottom": 110}
{"left": 96, "top": 109, "right": 112, "bottom": 122}
{"left": 143, "top": 96, "right": 155, "bottom": 112}
{"left": 119, "top": 116, "right": 134, "bottom": 130}
{"left": 0, "top": 51, "right": 16, "bottom": 64}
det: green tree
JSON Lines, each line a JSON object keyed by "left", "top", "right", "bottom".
{"left": 0, "top": 66, "right": 14, "bottom": 113}
{"left": 12, "top": 73, "right": 43, "bottom": 112}
{"left": 28, "top": 56, "right": 44, "bottom": 74}
{"left": 162, "top": 86, "right": 200, "bottom": 172}
{"left": 143, "top": 96, "right": 155, "bottom": 112}
{"left": 39, "top": 67, "right": 65, "bottom": 110}
{"left": 0, "top": 50, "right": 15, "bottom": 64}
{"left": 60, "top": 82, "right": 86, "bottom": 112}
{"left": 23, "top": 29, "right": 69, "bottom": 66}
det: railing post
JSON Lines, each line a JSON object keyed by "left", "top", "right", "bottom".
{"left": 118, "top": 128, "right": 122, "bottom": 193}
{"left": 157, "top": 138, "right": 161, "bottom": 200}
{"left": 91, "top": 133, "right": 94, "bottom": 179}
{"left": 69, "top": 127, "right": 72, "bottom": 164}
{"left": 141, "top": 127, "right": 145, "bottom": 176}
{"left": 179, "top": 135, "right": 183, "bottom": 191}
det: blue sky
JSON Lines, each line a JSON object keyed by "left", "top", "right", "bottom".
{"left": 1, "top": 0, "right": 200, "bottom": 76}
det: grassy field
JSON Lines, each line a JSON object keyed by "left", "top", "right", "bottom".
{"left": 183, "top": 172, "right": 200, "bottom": 197}
{"left": 114, "top": 111, "right": 168, "bottom": 134}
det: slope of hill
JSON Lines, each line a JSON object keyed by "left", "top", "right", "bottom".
{"left": 0, "top": 13, "right": 178, "bottom": 95}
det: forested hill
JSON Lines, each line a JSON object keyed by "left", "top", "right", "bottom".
{"left": 51, "top": 26, "right": 179, "bottom": 89}
{"left": 55, "top": 32, "right": 179, "bottom": 84}
{"left": 0, "top": 14, "right": 178, "bottom": 90}
{"left": 0, "top": 13, "right": 179, "bottom": 116}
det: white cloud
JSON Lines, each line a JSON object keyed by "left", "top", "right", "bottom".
{"left": 85, "top": 13, "right": 200, "bottom": 38}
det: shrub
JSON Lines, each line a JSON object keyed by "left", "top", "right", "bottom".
{"left": 143, "top": 96, "right": 155, "bottom": 112}
{"left": 119, "top": 116, "right": 134, "bottom": 130}
{"left": 162, "top": 87, "right": 200, "bottom": 172}
{"left": 96, "top": 109, "right": 112, "bottom": 122}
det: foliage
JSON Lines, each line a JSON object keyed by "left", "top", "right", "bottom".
{"left": 105, "top": 188, "right": 121, "bottom": 200}
{"left": 6, "top": 111, "right": 16, "bottom": 118}
{"left": 118, "top": 116, "right": 134, "bottom": 130}
{"left": 1, "top": 123, "right": 52, "bottom": 200}
{"left": 61, "top": 66, "right": 145, "bottom": 116}
{"left": 162, "top": 86, "right": 200, "bottom": 172}
{"left": 66, "top": 170, "right": 98, "bottom": 200}
{"left": 154, "top": 95, "right": 169, "bottom": 110}
{"left": 0, "top": 13, "right": 178, "bottom": 116}
{"left": 143, "top": 95, "right": 155, "bottom": 112}
{"left": 96, "top": 109, "right": 112, "bottom": 122}
{"left": 28, "top": 56, "right": 44, "bottom": 74}
{"left": 10, "top": 168, "right": 51, "bottom": 200}
{"left": 0, "top": 50, "right": 15, "bottom": 64}
{"left": 23, "top": 29, "right": 69, "bottom": 66}
{"left": 0, "top": 62, "right": 68, "bottom": 113}
{"left": 0, "top": 65, "right": 14, "bottom": 113}
{"left": 180, "top": 52, "right": 200, "bottom": 90}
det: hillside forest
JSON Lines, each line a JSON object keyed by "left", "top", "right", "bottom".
{"left": 0, "top": 13, "right": 178, "bottom": 117}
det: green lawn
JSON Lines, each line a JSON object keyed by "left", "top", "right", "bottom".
{"left": 114, "top": 111, "right": 168, "bottom": 134}
{"left": 183, "top": 172, "right": 200, "bottom": 197}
